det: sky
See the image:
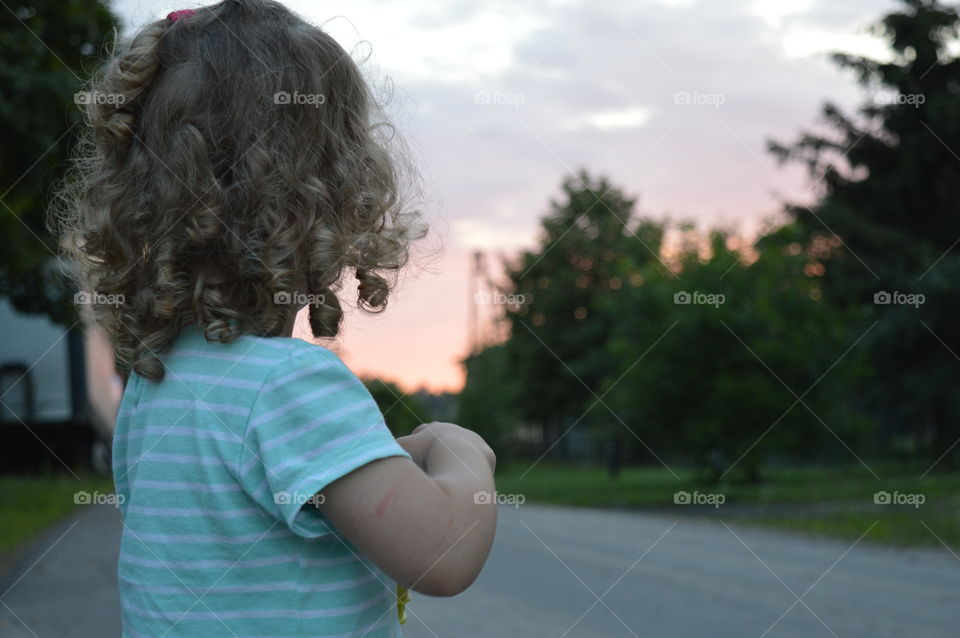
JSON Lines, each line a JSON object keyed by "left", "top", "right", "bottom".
{"left": 113, "top": 0, "right": 901, "bottom": 392}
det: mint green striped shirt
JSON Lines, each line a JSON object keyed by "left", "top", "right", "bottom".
{"left": 113, "top": 327, "right": 411, "bottom": 638}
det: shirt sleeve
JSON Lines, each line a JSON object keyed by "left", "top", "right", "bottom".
{"left": 238, "top": 344, "right": 411, "bottom": 538}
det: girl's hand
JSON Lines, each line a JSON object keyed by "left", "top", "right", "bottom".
{"left": 318, "top": 420, "right": 498, "bottom": 596}
{"left": 408, "top": 422, "right": 496, "bottom": 473}
{"left": 395, "top": 428, "right": 434, "bottom": 469}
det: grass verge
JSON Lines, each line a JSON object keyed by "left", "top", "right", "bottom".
{"left": 743, "top": 508, "right": 960, "bottom": 548}
{"left": 0, "top": 474, "right": 115, "bottom": 557}
{"left": 494, "top": 463, "right": 960, "bottom": 548}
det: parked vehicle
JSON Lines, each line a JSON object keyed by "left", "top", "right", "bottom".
{"left": 0, "top": 297, "right": 121, "bottom": 473}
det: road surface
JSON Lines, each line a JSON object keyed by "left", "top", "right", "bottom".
{"left": 0, "top": 503, "right": 957, "bottom": 637}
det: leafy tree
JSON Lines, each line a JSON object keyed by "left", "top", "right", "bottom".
{"left": 603, "top": 223, "right": 870, "bottom": 482}
{"left": 502, "top": 170, "right": 660, "bottom": 463}
{"left": 457, "top": 344, "right": 522, "bottom": 457}
{"left": 0, "top": 0, "right": 119, "bottom": 322}
{"left": 768, "top": 0, "right": 960, "bottom": 465}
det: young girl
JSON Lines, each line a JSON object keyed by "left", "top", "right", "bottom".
{"left": 54, "top": 1, "right": 497, "bottom": 636}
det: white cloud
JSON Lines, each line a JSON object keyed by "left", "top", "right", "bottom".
{"left": 563, "top": 106, "right": 655, "bottom": 131}
{"left": 780, "top": 27, "right": 894, "bottom": 61}
{"left": 450, "top": 217, "right": 536, "bottom": 252}
{"left": 749, "top": 0, "right": 815, "bottom": 28}
{"left": 287, "top": 0, "right": 551, "bottom": 81}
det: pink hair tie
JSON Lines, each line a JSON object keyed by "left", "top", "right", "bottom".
{"left": 167, "top": 9, "right": 195, "bottom": 22}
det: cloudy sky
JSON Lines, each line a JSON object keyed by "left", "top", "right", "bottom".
{"left": 114, "top": 0, "right": 900, "bottom": 392}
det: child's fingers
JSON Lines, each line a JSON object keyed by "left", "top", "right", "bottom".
{"left": 395, "top": 433, "right": 432, "bottom": 468}
{"left": 410, "top": 423, "right": 434, "bottom": 435}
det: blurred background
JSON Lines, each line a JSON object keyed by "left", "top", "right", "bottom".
{"left": 1, "top": 0, "right": 959, "bottom": 636}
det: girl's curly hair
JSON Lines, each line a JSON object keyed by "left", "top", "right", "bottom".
{"left": 52, "top": 0, "right": 425, "bottom": 381}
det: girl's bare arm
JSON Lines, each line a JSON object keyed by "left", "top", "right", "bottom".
{"left": 317, "top": 423, "right": 497, "bottom": 597}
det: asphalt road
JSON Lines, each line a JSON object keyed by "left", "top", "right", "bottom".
{"left": 1, "top": 503, "right": 957, "bottom": 637}
{"left": 0, "top": 503, "right": 122, "bottom": 638}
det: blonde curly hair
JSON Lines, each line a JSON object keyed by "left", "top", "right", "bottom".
{"left": 52, "top": 0, "right": 425, "bottom": 381}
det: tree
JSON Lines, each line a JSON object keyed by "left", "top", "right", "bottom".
{"left": 457, "top": 344, "right": 522, "bottom": 457}
{"left": 768, "top": 0, "right": 960, "bottom": 465}
{"left": 502, "top": 170, "right": 658, "bottom": 466}
{"left": 0, "top": 0, "right": 119, "bottom": 323}
{"left": 602, "top": 222, "right": 869, "bottom": 483}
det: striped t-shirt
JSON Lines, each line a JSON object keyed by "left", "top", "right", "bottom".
{"left": 112, "top": 326, "right": 411, "bottom": 638}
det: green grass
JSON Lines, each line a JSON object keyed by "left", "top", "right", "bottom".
{"left": 1, "top": 466, "right": 954, "bottom": 556}
{"left": 745, "top": 508, "right": 960, "bottom": 548}
{"left": 494, "top": 462, "right": 960, "bottom": 547}
{"left": 0, "top": 474, "right": 115, "bottom": 557}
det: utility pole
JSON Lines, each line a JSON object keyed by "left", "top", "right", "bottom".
{"left": 468, "top": 250, "right": 487, "bottom": 354}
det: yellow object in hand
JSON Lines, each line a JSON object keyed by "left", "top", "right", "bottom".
{"left": 397, "top": 585, "right": 410, "bottom": 624}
